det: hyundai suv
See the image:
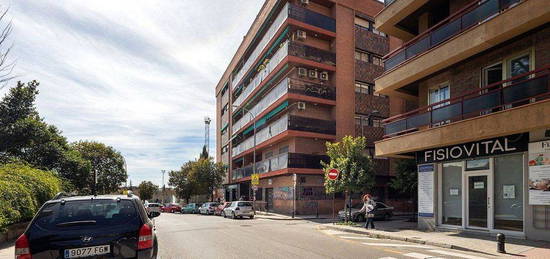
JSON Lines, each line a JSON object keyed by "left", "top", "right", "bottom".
{"left": 15, "top": 194, "right": 160, "bottom": 259}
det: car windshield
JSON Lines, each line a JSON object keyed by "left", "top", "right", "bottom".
{"left": 238, "top": 202, "right": 252, "bottom": 207}
{"left": 34, "top": 199, "right": 140, "bottom": 230}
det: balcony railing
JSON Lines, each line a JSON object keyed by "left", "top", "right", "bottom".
{"left": 384, "top": 0, "right": 396, "bottom": 7}
{"left": 288, "top": 41, "right": 336, "bottom": 66}
{"left": 288, "top": 3, "right": 336, "bottom": 32}
{"left": 232, "top": 152, "right": 329, "bottom": 180}
{"left": 232, "top": 114, "right": 336, "bottom": 157}
{"left": 232, "top": 77, "right": 335, "bottom": 134}
{"left": 383, "top": 66, "right": 550, "bottom": 137}
{"left": 383, "top": 0, "right": 522, "bottom": 71}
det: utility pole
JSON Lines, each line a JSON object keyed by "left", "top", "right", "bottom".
{"left": 204, "top": 117, "right": 211, "bottom": 156}
{"left": 161, "top": 170, "right": 166, "bottom": 204}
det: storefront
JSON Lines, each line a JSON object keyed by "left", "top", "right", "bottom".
{"left": 416, "top": 132, "right": 550, "bottom": 241}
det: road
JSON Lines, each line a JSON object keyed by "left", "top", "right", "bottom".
{"left": 155, "top": 213, "right": 495, "bottom": 259}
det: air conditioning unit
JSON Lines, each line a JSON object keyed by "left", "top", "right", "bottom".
{"left": 298, "top": 67, "right": 307, "bottom": 77}
{"left": 300, "top": 0, "right": 310, "bottom": 5}
{"left": 297, "top": 102, "right": 306, "bottom": 110}
{"left": 320, "top": 71, "right": 329, "bottom": 81}
{"left": 308, "top": 69, "right": 318, "bottom": 79}
{"left": 296, "top": 30, "right": 307, "bottom": 41}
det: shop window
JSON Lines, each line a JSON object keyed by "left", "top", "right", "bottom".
{"left": 465, "top": 158, "right": 490, "bottom": 171}
{"left": 494, "top": 154, "right": 523, "bottom": 232}
{"left": 442, "top": 162, "right": 463, "bottom": 226}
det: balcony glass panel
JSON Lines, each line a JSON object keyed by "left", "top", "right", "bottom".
{"left": 463, "top": 91, "right": 500, "bottom": 114}
{"left": 430, "top": 18, "right": 461, "bottom": 46}
{"left": 432, "top": 102, "right": 462, "bottom": 123}
{"left": 234, "top": 41, "right": 289, "bottom": 107}
{"left": 385, "top": 119, "right": 407, "bottom": 135}
{"left": 384, "top": 49, "right": 406, "bottom": 70}
{"left": 407, "top": 112, "right": 431, "bottom": 129}
{"left": 288, "top": 78, "right": 335, "bottom": 100}
{"left": 288, "top": 115, "right": 336, "bottom": 135}
{"left": 405, "top": 36, "right": 430, "bottom": 59}
{"left": 288, "top": 4, "right": 336, "bottom": 32}
{"left": 462, "top": 0, "right": 499, "bottom": 29}
{"left": 232, "top": 114, "right": 289, "bottom": 157}
{"left": 232, "top": 79, "right": 289, "bottom": 133}
{"left": 502, "top": 76, "right": 548, "bottom": 104}
{"left": 232, "top": 3, "right": 289, "bottom": 90}
{"left": 232, "top": 152, "right": 329, "bottom": 180}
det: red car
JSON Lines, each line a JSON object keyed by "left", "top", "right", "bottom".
{"left": 161, "top": 203, "right": 182, "bottom": 213}
{"left": 214, "top": 202, "right": 231, "bottom": 216}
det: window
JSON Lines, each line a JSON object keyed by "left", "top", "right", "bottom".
{"left": 372, "top": 118, "right": 383, "bottom": 128}
{"left": 221, "top": 104, "right": 228, "bottom": 116}
{"left": 354, "top": 50, "right": 369, "bottom": 62}
{"left": 371, "top": 55, "right": 383, "bottom": 66}
{"left": 429, "top": 83, "right": 450, "bottom": 108}
{"left": 355, "top": 116, "right": 362, "bottom": 125}
{"left": 221, "top": 145, "right": 228, "bottom": 154}
{"left": 355, "top": 50, "right": 383, "bottom": 67}
{"left": 354, "top": 16, "right": 370, "bottom": 29}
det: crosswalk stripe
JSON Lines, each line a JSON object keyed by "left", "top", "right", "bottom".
{"left": 340, "top": 235, "right": 376, "bottom": 240}
{"left": 428, "top": 249, "right": 488, "bottom": 259}
{"left": 403, "top": 252, "right": 444, "bottom": 259}
{"left": 362, "top": 243, "right": 430, "bottom": 248}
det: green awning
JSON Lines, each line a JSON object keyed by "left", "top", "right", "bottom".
{"left": 221, "top": 123, "right": 229, "bottom": 132}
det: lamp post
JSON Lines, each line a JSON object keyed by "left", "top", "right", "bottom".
{"left": 161, "top": 170, "right": 166, "bottom": 204}
{"left": 233, "top": 105, "right": 258, "bottom": 201}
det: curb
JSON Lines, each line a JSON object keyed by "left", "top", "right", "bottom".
{"left": 255, "top": 216, "right": 336, "bottom": 221}
{"left": 320, "top": 225, "right": 491, "bottom": 255}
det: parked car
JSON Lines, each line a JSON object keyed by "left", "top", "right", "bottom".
{"left": 198, "top": 202, "right": 219, "bottom": 215}
{"left": 15, "top": 193, "right": 159, "bottom": 259}
{"left": 145, "top": 203, "right": 162, "bottom": 215}
{"left": 214, "top": 202, "right": 231, "bottom": 216}
{"left": 222, "top": 201, "right": 255, "bottom": 219}
{"left": 337, "top": 202, "right": 394, "bottom": 222}
{"left": 160, "top": 203, "right": 181, "bottom": 213}
{"left": 181, "top": 203, "right": 202, "bottom": 214}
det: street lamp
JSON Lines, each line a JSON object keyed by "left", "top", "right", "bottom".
{"left": 361, "top": 110, "right": 380, "bottom": 137}
{"left": 232, "top": 105, "right": 258, "bottom": 201}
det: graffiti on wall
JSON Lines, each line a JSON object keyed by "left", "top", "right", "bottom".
{"left": 273, "top": 187, "right": 294, "bottom": 200}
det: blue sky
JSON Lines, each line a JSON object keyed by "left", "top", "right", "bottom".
{"left": 1, "top": 0, "right": 265, "bottom": 186}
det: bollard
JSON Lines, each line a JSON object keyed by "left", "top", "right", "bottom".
{"left": 496, "top": 233, "right": 506, "bottom": 253}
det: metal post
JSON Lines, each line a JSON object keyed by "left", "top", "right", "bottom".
{"left": 93, "top": 169, "right": 98, "bottom": 196}
{"left": 292, "top": 173, "right": 296, "bottom": 218}
{"left": 161, "top": 170, "right": 166, "bottom": 204}
{"left": 252, "top": 112, "right": 256, "bottom": 202}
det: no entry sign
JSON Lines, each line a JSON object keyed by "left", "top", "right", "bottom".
{"left": 327, "top": 168, "right": 339, "bottom": 180}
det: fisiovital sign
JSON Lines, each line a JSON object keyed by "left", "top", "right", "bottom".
{"left": 416, "top": 133, "right": 528, "bottom": 163}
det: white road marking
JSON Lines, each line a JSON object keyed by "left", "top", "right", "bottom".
{"left": 340, "top": 235, "right": 377, "bottom": 240}
{"left": 428, "top": 249, "right": 488, "bottom": 259}
{"left": 362, "top": 243, "right": 430, "bottom": 248}
{"left": 378, "top": 257, "right": 398, "bottom": 259}
{"left": 403, "top": 252, "right": 444, "bottom": 259}
{"left": 321, "top": 229, "right": 347, "bottom": 235}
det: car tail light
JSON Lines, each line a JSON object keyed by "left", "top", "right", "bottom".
{"left": 138, "top": 224, "right": 153, "bottom": 250}
{"left": 15, "top": 234, "right": 32, "bottom": 259}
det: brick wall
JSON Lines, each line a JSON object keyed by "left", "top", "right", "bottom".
{"left": 355, "top": 59, "right": 384, "bottom": 84}
{"left": 355, "top": 26, "right": 389, "bottom": 56}
{"left": 355, "top": 124, "right": 384, "bottom": 146}
{"left": 355, "top": 93, "right": 389, "bottom": 116}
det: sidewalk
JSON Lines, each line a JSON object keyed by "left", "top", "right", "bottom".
{"left": 254, "top": 211, "right": 337, "bottom": 221}
{"left": 320, "top": 219, "right": 550, "bottom": 257}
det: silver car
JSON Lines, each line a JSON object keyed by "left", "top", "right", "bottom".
{"left": 222, "top": 201, "right": 255, "bottom": 219}
{"left": 199, "top": 202, "right": 219, "bottom": 215}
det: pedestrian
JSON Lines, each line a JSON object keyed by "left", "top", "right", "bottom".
{"left": 358, "top": 194, "right": 376, "bottom": 229}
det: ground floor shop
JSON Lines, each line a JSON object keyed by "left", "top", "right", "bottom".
{"left": 416, "top": 130, "right": 550, "bottom": 241}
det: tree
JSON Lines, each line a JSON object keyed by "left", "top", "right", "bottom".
{"left": 72, "top": 141, "right": 127, "bottom": 194}
{"left": 322, "top": 136, "right": 375, "bottom": 221}
{"left": 169, "top": 161, "right": 198, "bottom": 204}
{"left": 0, "top": 7, "right": 15, "bottom": 88}
{"left": 0, "top": 81, "right": 91, "bottom": 190}
{"left": 389, "top": 159, "right": 418, "bottom": 220}
{"left": 190, "top": 158, "right": 225, "bottom": 202}
{"left": 138, "top": 181, "right": 158, "bottom": 201}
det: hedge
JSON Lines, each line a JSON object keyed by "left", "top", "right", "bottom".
{"left": 0, "top": 163, "right": 61, "bottom": 232}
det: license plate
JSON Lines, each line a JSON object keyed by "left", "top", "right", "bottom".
{"left": 64, "top": 245, "right": 110, "bottom": 258}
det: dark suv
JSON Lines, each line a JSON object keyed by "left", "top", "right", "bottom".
{"left": 15, "top": 194, "right": 159, "bottom": 259}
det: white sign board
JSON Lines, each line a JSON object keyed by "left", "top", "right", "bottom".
{"left": 503, "top": 185, "right": 515, "bottom": 199}
{"left": 418, "top": 164, "right": 434, "bottom": 217}
{"left": 528, "top": 140, "right": 550, "bottom": 205}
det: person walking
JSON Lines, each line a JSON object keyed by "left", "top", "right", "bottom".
{"left": 359, "top": 194, "right": 376, "bottom": 229}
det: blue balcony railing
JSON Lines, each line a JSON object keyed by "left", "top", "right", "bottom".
{"left": 288, "top": 4, "right": 336, "bottom": 32}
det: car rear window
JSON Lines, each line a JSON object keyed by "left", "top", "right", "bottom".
{"left": 238, "top": 202, "right": 252, "bottom": 207}
{"left": 33, "top": 199, "right": 140, "bottom": 230}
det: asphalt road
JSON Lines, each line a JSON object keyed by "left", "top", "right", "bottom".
{"left": 154, "top": 213, "right": 495, "bottom": 259}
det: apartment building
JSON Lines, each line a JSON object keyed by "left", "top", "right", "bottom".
{"left": 215, "top": 0, "right": 402, "bottom": 215}
{"left": 374, "top": 0, "right": 550, "bottom": 240}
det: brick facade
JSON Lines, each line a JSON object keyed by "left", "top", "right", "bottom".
{"left": 355, "top": 60, "right": 384, "bottom": 84}
{"left": 355, "top": 26, "right": 390, "bottom": 56}
{"left": 355, "top": 93, "right": 389, "bottom": 116}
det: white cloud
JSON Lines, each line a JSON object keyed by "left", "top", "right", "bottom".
{"left": 2, "top": 0, "right": 264, "bottom": 185}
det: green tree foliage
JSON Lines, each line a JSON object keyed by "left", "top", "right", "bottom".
{"left": 0, "top": 163, "right": 61, "bottom": 232}
{"left": 0, "top": 81, "right": 91, "bottom": 190}
{"left": 190, "top": 158, "right": 225, "bottom": 201}
{"left": 389, "top": 159, "right": 417, "bottom": 195}
{"left": 169, "top": 161, "right": 197, "bottom": 204}
{"left": 322, "top": 136, "right": 375, "bottom": 194}
{"left": 138, "top": 181, "right": 158, "bottom": 201}
{"left": 72, "top": 141, "right": 127, "bottom": 194}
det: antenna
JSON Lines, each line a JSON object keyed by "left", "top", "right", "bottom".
{"left": 204, "top": 116, "right": 211, "bottom": 155}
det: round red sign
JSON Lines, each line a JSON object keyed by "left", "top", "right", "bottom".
{"left": 327, "top": 168, "right": 339, "bottom": 180}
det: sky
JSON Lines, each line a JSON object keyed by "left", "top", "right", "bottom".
{"left": 1, "top": 0, "right": 265, "bottom": 186}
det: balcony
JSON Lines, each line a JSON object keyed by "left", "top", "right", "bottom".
{"left": 232, "top": 3, "right": 335, "bottom": 91}
{"left": 233, "top": 41, "right": 336, "bottom": 108}
{"left": 355, "top": 60, "right": 384, "bottom": 84}
{"left": 232, "top": 78, "right": 335, "bottom": 134}
{"left": 376, "top": 0, "right": 549, "bottom": 97}
{"left": 232, "top": 114, "right": 336, "bottom": 157}
{"left": 383, "top": 0, "right": 521, "bottom": 71}
{"left": 356, "top": 124, "right": 385, "bottom": 147}
{"left": 376, "top": 66, "right": 550, "bottom": 157}
{"left": 354, "top": 25, "right": 389, "bottom": 56}
{"left": 232, "top": 152, "right": 329, "bottom": 180}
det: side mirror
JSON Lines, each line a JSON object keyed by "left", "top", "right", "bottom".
{"left": 148, "top": 211, "right": 161, "bottom": 218}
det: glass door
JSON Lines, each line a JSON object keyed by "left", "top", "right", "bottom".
{"left": 468, "top": 175, "right": 488, "bottom": 228}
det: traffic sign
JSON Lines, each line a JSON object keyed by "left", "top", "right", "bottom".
{"left": 251, "top": 173, "right": 260, "bottom": 185}
{"left": 327, "top": 168, "right": 339, "bottom": 180}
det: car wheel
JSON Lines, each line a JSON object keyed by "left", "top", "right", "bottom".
{"left": 222, "top": 211, "right": 226, "bottom": 218}
{"left": 249, "top": 215, "right": 254, "bottom": 219}
{"left": 231, "top": 212, "right": 236, "bottom": 219}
